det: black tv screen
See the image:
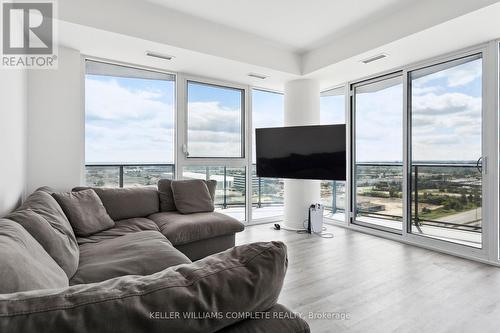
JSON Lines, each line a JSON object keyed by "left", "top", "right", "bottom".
{"left": 256, "top": 125, "right": 346, "bottom": 181}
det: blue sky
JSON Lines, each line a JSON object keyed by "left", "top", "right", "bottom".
{"left": 186, "top": 82, "right": 243, "bottom": 157}
{"left": 86, "top": 57, "right": 481, "bottom": 164}
{"left": 411, "top": 57, "right": 482, "bottom": 162}
{"left": 252, "top": 89, "right": 284, "bottom": 162}
{"left": 354, "top": 57, "right": 481, "bottom": 163}
{"left": 85, "top": 75, "right": 175, "bottom": 163}
{"left": 188, "top": 82, "right": 241, "bottom": 109}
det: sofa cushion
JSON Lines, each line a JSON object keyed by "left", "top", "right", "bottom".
{"left": 148, "top": 211, "right": 245, "bottom": 246}
{"left": 6, "top": 190, "right": 79, "bottom": 278}
{"left": 73, "top": 186, "right": 160, "bottom": 221}
{"left": 52, "top": 189, "right": 115, "bottom": 237}
{"left": 171, "top": 179, "right": 214, "bottom": 214}
{"left": 158, "top": 179, "right": 217, "bottom": 212}
{"left": 157, "top": 179, "right": 177, "bottom": 211}
{"left": 0, "top": 241, "right": 287, "bottom": 333}
{"left": 70, "top": 230, "right": 191, "bottom": 285}
{"left": 76, "top": 217, "right": 160, "bottom": 245}
{"left": 176, "top": 234, "right": 236, "bottom": 261}
{"left": 0, "top": 218, "right": 69, "bottom": 293}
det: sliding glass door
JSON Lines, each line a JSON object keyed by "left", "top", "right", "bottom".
{"left": 320, "top": 87, "right": 346, "bottom": 221}
{"left": 349, "top": 50, "right": 486, "bottom": 250}
{"left": 409, "top": 54, "right": 483, "bottom": 248}
{"left": 251, "top": 89, "right": 284, "bottom": 223}
{"left": 351, "top": 74, "right": 404, "bottom": 232}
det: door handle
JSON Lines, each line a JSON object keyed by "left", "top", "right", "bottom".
{"left": 476, "top": 157, "right": 482, "bottom": 173}
{"left": 476, "top": 156, "right": 486, "bottom": 174}
{"left": 182, "top": 144, "right": 189, "bottom": 157}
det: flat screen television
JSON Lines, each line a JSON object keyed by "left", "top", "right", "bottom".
{"left": 256, "top": 124, "right": 346, "bottom": 181}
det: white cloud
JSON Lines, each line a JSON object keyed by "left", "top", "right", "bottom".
{"left": 86, "top": 77, "right": 246, "bottom": 161}
{"left": 86, "top": 78, "right": 172, "bottom": 123}
{"left": 85, "top": 77, "right": 175, "bottom": 163}
{"left": 188, "top": 101, "right": 241, "bottom": 133}
{"left": 412, "top": 58, "right": 481, "bottom": 89}
{"left": 411, "top": 92, "right": 481, "bottom": 161}
{"left": 412, "top": 92, "right": 480, "bottom": 116}
{"left": 187, "top": 101, "right": 243, "bottom": 157}
{"left": 355, "top": 84, "right": 403, "bottom": 162}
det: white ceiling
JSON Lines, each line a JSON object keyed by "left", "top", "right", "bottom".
{"left": 57, "top": 0, "right": 500, "bottom": 90}
{"left": 57, "top": 21, "right": 301, "bottom": 91}
{"left": 147, "top": 0, "right": 416, "bottom": 52}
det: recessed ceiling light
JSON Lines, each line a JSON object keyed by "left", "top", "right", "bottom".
{"left": 248, "top": 73, "right": 268, "bottom": 80}
{"left": 361, "top": 53, "right": 387, "bottom": 64}
{"left": 146, "top": 51, "right": 174, "bottom": 61}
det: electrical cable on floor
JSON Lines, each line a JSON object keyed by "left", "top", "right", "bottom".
{"left": 272, "top": 221, "right": 334, "bottom": 238}
{"left": 296, "top": 220, "right": 334, "bottom": 238}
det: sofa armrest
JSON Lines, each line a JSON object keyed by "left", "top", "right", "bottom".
{"left": 0, "top": 241, "right": 287, "bottom": 333}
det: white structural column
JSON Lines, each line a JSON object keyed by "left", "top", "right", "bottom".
{"left": 283, "top": 79, "right": 321, "bottom": 229}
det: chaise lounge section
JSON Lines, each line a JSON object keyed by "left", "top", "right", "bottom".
{"left": 73, "top": 180, "right": 245, "bottom": 260}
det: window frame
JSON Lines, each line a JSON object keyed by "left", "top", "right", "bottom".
{"left": 176, "top": 73, "right": 250, "bottom": 222}
{"left": 82, "top": 57, "right": 177, "bottom": 187}
{"left": 341, "top": 42, "right": 497, "bottom": 262}
{"left": 349, "top": 71, "right": 404, "bottom": 235}
{"left": 249, "top": 87, "right": 286, "bottom": 225}
{"left": 81, "top": 39, "right": 500, "bottom": 264}
{"left": 184, "top": 79, "right": 246, "bottom": 160}
{"left": 408, "top": 52, "right": 484, "bottom": 249}
{"left": 320, "top": 84, "right": 349, "bottom": 224}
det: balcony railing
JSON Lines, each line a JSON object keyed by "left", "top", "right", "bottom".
{"left": 85, "top": 163, "right": 175, "bottom": 188}
{"left": 85, "top": 162, "right": 481, "bottom": 233}
{"left": 355, "top": 162, "right": 482, "bottom": 233}
{"left": 85, "top": 163, "right": 342, "bottom": 211}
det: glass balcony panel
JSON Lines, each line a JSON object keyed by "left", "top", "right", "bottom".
{"left": 123, "top": 165, "right": 174, "bottom": 187}
{"left": 411, "top": 165, "right": 481, "bottom": 247}
{"left": 182, "top": 166, "right": 246, "bottom": 221}
{"left": 353, "top": 74, "right": 404, "bottom": 231}
{"left": 251, "top": 165, "right": 284, "bottom": 221}
{"left": 85, "top": 166, "right": 120, "bottom": 187}
{"left": 410, "top": 54, "right": 483, "bottom": 248}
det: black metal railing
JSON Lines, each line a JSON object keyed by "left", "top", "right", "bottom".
{"left": 355, "top": 162, "right": 482, "bottom": 232}
{"left": 85, "top": 163, "right": 175, "bottom": 188}
{"left": 85, "top": 161, "right": 481, "bottom": 233}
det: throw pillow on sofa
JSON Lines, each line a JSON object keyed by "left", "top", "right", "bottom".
{"left": 0, "top": 218, "right": 69, "bottom": 293}
{"left": 6, "top": 190, "right": 80, "bottom": 279}
{"left": 158, "top": 179, "right": 217, "bottom": 212}
{"left": 73, "top": 186, "right": 160, "bottom": 221}
{"left": 53, "top": 189, "right": 115, "bottom": 237}
{"left": 171, "top": 179, "right": 215, "bottom": 214}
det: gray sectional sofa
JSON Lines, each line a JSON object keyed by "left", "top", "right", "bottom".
{"left": 0, "top": 182, "right": 310, "bottom": 332}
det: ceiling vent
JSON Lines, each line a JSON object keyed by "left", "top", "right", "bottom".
{"left": 248, "top": 73, "right": 268, "bottom": 79}
{"left": 361, "top": 53, "right": 387, "bottom": 64}
{"left": 146, "top": 51, "right": 174, "bottom": 61}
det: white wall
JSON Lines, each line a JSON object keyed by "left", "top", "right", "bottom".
{"left": 0, "top": 69, "right": 27, "bottom": 216}
{"left": 283, "top": 79, "right": 321, "bottom": 229}
{"left": 27, "top": 47, "right": 84, "bottom": 192}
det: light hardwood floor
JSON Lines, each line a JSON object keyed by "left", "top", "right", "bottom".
{"left": 236, "top": 223, "right": 500, "bottom": 333}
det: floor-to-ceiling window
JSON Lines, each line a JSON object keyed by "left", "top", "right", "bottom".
{"left": 84, "top": 60, "right": 175, "bottom": 187}
{"left": 320, "top": 86, "right": 346, "bottom": 221}
{"left": 182, "top": 80, "right": 246, "bottom": 221}
{"left": 251, "top": 89, "right": 284, "bottom": 222}
{"left": 409, "top": 54, "right": 483, "bottom": 248}
{"left": 351, "top": 74, "right": 404, "bottom": 232}
{"left": 186, "top": 81, "right": 244, "bottom": 158}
